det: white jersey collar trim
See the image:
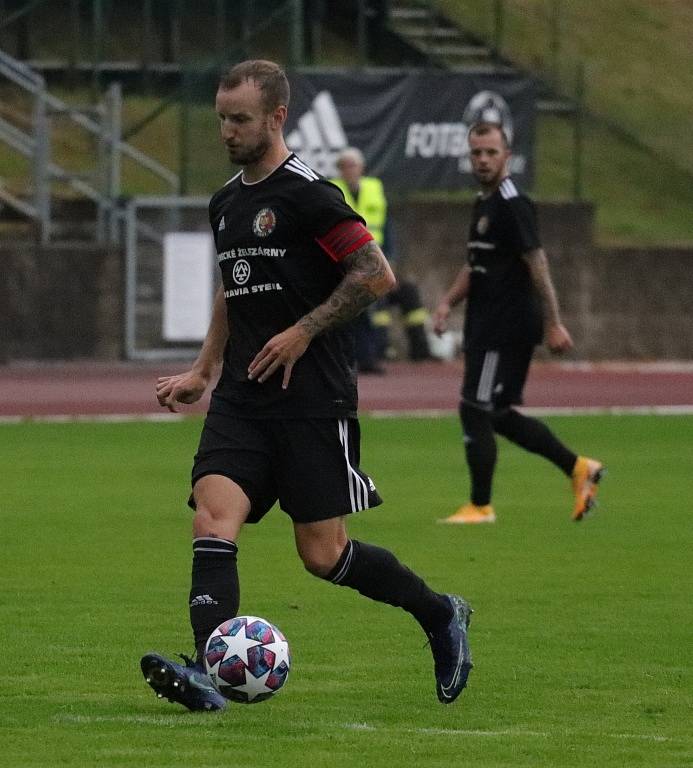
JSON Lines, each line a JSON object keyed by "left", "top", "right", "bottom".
{"left": 240, "top": 152, "right": 292, "bottom": 186}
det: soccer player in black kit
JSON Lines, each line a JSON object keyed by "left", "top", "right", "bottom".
{"left": 140, "top": 60, "right": 472, "bottom": 711}
{"left": 434, "top": 122, "right": 603, "bottom": 525}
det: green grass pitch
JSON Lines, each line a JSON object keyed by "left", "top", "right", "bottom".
{"left": 2, "top": 415, "right": 691, "bottom": 767}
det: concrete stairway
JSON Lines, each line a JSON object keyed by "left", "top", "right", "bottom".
{"left": 387, "top": 1, "right": 501, "bottom": 71}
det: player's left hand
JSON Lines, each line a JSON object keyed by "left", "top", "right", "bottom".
{"left": 248, "top": 325, "right": 312, "bottom": 389}
{"left": 546, "top": 323, "right": 574, "bottom": 354}
{"left": 432, "top": 302, "right": 451, "bottom": 336}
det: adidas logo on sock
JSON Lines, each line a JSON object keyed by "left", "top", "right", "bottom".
{"left": 286, "top": 91, "right": 348, "bottom": 177}
{"left": 189, "top": 594, "right": 219, "bottom": 607}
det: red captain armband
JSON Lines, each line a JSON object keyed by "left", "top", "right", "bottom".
{"left": 315, "top": 219, "right": 374, "bottom": 262}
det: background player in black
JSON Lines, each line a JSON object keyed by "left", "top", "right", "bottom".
{"left": 140, "top": 60, "right": 472, "bottom": 710}
{"left": 433, "top": 122, "right": 603, "bottom": 525}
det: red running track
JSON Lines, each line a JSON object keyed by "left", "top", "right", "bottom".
{"left": 1, "top": 360, "right": 691, "bottom": 417}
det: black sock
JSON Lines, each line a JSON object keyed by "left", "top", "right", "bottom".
{"left": 493, "top": 408, "right": 577, "bottom": 476}
{"left": 326, "top": 539, "right": 452, "bottom": 634}
{"left": 189, "top": 537, "right": 239, "bottom": 661}
{"left": 460, "top": 401, "right": 497, "bottom": 505}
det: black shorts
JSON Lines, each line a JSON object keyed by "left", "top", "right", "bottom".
{"left": 462, "top": 345, "right": 535, "bottom": 411}
{"left": 190, "top": 412, "right": 382, "bottom": 524}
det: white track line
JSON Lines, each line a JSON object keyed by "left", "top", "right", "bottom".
{"left": 0, "top": 412, "right": 187, "bottom": 424}
{"left": 552, "top": 360, "right": 693, "bottom": 373}
{"left": 345, "top": 723, "right": 675, "bottom": 743}
{"left": 368, "top": 405, "right": 693, "bottom": 419}
{"left": 52, "top": 713, "right": 678, "bottom": 743}
{"left": 1, "top": 405, "right": 693, "bottom": 425}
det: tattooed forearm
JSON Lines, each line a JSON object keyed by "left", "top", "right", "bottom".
{"left": 523, "top": 248, "right": 562, "bottom": 326}
{"left": 297, "top": 281, "right": 376, "bottom": 336}
{"left": 297, "top": 241, "right": 394, "bottom": 338}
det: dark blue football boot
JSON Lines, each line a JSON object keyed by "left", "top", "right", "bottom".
{"left": 140, "top": 652, "right": 227, "bottom": 712}
{"left": 428, "top": 594, "right": 474, "bottom": 704}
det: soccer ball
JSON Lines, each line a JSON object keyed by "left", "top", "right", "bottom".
{"left": 204, "top": 616, "right": 291, "bottom": 703}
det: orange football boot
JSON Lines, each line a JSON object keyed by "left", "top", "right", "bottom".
{"left": 571, "top": 456, "right": 605, "bottom": 521}
{"left": 439, "top": 503, "right": 496, "bottom": 524}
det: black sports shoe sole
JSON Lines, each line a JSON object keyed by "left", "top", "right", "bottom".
{"left": 140, "top": 653, "right": 226, "bottom": 712}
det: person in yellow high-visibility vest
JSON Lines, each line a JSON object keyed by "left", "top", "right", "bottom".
{"left": 332, "top": 147, "right": 433, "bottom": 364}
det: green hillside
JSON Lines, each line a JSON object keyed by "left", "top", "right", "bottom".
{"left": 437, "top": 0, "right": 693, "bottom": 172}
{"left": 535, "top": 116, "right": 693, "bottom": 245}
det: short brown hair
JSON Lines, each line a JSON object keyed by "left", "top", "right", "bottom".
{"left": 219, "top": 60, "right": 290, "bottom": 113}
{"left": 468, "top": 121, "right": 510, "bottom": 148}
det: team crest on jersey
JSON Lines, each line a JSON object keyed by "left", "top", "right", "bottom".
{"left": 476, "top": 215, "right": 490, "bottom": 235}
{"left": 253, "top": 208, "right": 276, "bottom": 238}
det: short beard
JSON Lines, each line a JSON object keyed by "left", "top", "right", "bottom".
{"left": 473, "top": 168, "right": 502, "bottom": 188}
{"left": 228, "top": 134, "right": 271, "bottom": 167}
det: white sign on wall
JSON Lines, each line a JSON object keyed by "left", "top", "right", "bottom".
{"left": 162, "top": 232, "right": 214, "bottom": 341}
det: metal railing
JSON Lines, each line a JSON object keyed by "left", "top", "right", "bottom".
{"left": 0, "top": 47, "right": 179, "bottom": 243}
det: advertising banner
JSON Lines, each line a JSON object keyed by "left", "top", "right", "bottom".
{"left": 285, "top": 70, "right": 536, "bottom": 191}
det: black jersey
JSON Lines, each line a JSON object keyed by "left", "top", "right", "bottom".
{"left": 464, "top": 177, "right": 544, "bottom": 350}
{"left": 208, "top": 153, "right": 365, "bottom": 418}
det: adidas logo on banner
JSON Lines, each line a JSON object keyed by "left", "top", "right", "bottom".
{"left": 218, "top": 215, "right": 225, "bottom": 233}
{"left": 286, "top": 91, "right": 348, "bottom": 177}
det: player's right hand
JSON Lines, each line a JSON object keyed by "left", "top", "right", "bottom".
{"left": 156, "top": 371, "right": 208, "bottom": 412}
{"left": 247, "top": 325, "right": 312, "bottom": 390}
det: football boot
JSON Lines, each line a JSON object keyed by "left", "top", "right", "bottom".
{"left": 571, "top": 457, "right": 605, "bottom": 521}
{"left": 140, "top": 652, "right": 227, "bottom": 712}
{"left": 428, "top": 594, "right": 473, "bottom": 704}
{"left": 439, "top": 503, "right": 496, "bottom": 524}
